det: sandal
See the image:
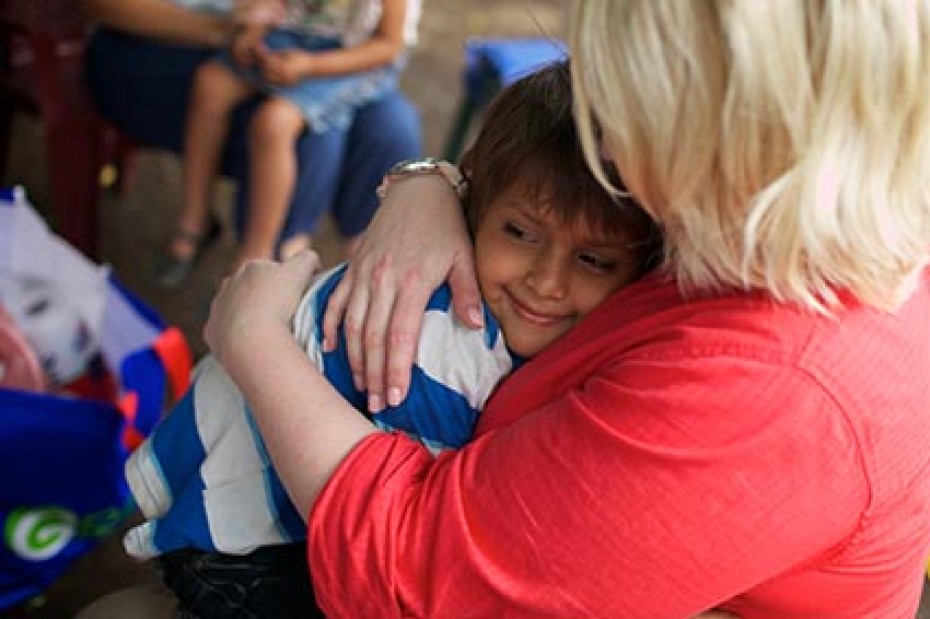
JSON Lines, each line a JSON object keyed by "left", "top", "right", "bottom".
{"left": 155, "top": 217, "right": 222, "bottom": 288}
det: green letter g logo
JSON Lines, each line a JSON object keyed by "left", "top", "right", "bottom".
{"left": 4, "top": 507, "right": 77, "bottom": 561}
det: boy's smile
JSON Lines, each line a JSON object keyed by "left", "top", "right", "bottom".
{"left": 474, "top": 183, "right": 640, "bottom": 358}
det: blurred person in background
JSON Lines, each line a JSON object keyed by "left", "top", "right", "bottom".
{"left": 80, "top": 0, "right": 422, "bottom": 287}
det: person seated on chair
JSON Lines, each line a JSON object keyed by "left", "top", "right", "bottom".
{"left": 171, "top": 0, "right": 421, "bottom": 283}
{"left": 80, "top": 0, "right": 423, "bottom": 287}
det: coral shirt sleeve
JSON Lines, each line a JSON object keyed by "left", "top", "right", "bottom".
{"left": 307, "top": 349, "right": 868, "bottom": 617}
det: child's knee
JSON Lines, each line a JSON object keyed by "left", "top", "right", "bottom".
{"left": 250, "top": 99, "right": 306, "bottom": 145}
{"left": 192, "top": 62, "right": 247, "bottom": 114}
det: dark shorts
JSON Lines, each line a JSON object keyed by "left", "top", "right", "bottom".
{"left": 157, "top": 543, "right": 324, "bottom": 619}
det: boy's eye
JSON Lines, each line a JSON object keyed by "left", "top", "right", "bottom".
{"left": 503, "top": 221, "right": 537, "bottom": 243}
{"left": 578, "top": 252, "right": 617, "bottom": 272}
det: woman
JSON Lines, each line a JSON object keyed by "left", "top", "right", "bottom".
{"left": 205, "top": 1, "right": 930, "bottom": 616}
{"left": 80, "top": 0, "right": 422, "bottom": 282}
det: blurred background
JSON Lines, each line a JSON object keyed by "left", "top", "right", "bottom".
{"left": 4, "top": 0, "right": 564, "bottom": 360}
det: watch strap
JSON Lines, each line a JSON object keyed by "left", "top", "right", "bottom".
{"left": 376, "top": 158, "right": 468, "bottom": 201}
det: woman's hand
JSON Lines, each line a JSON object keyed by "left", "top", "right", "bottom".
{"left": 205, "top": 251, "right": 377, "bottom": 513}
{"left": 204, "top": 251, "right": 320, "bottom": 375}
{"left": 230, "top": 0, "right": 283, "bottom": 64}
{"left": 322, "top": 174, "right": 482, "bottom": 411}
{"left": 230, "top": 26, "right": 266, "bottom": 66}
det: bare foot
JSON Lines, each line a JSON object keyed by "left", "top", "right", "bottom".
{"left": 168, "top": 217, "right": 215, "bottom": 261}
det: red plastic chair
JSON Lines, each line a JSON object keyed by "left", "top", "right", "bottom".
{"left": 0, "top": 0, "right": 134, "bottom": 259}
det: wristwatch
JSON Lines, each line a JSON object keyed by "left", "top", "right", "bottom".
{"left": 376, "top": 158, "right": 468, "bottom": 200}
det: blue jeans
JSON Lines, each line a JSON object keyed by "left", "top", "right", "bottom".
{"left": 85, "top": 29, "right": 422, "bottom": 242}
{"left": 158, "top": 543, "right": 324, "bottom": 619}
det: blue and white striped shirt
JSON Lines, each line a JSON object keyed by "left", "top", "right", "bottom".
{"left": 123, "top": 265, "right": 518, "bottom": 558}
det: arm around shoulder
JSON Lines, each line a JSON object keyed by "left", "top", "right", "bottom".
{"left": 322, "top": 169, "right": 483, "bottom": 408}
{"left": 306, "top": 332, "right": 869, "bottom": 617}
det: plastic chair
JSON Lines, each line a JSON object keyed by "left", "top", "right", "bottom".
{"left": 0, "top": 0, "right": 134, "bottom": 259}
{"left": 443, "top": 37, "right": 568, "bottom": 161}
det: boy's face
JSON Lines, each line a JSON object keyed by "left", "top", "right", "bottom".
{"left": 474, "top": 182, "right": 640, "bottom": 358}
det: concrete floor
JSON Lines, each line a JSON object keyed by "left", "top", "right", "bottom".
{"left": 4, "top": 0, "right": 930, "bottom": 615}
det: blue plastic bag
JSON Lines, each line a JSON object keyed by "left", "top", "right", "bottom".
{"left": 0, "top": 188, "right": 191, "bottom": 609}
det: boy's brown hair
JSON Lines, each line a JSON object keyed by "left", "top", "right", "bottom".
{"left": 459, "top": 59, "right": 662, "bottom": 275}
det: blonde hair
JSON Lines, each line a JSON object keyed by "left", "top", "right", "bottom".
{"left": 570, "top": 0, "right": 930, "bottom": 312}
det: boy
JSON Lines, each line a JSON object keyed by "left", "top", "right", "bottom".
{"left": 125, "top": 60, "right": 661, "bottom": 617}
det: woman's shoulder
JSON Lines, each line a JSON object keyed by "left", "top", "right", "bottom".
{"left": 574, "top": 270, "right": 930, "bottom": 365}
{"left": 516, "top": 271, "right": 930, "bottom": 430}
{"left": 548, "top": 274, "right": 816, "bottom": 367}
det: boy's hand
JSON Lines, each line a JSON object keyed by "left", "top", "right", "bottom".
{"left": 255, "top": 48, "right": 315, "bottom": 86}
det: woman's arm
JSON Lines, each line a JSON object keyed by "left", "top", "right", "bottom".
{"left": 203, "top": 254, "right": 767, "bottom": 616}
{"left": 204, "top": 252, "right": 378, "bottom": 514}
{"left": 205, "top": 256, "right": 865, "bottom": 617}
{"left": 80, "top": 0, "right": 231, "bottom": 47}
{"left": 305, "top": 333, "right": 866, "bottom": 617}
{"left": 321, "top": 173, "right": 484, "bottom": 410}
